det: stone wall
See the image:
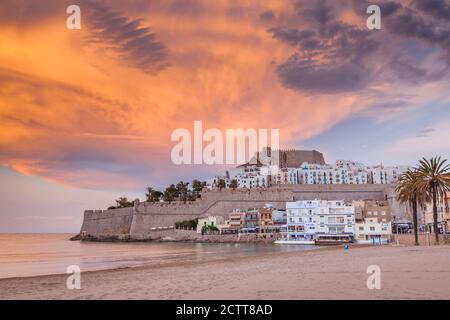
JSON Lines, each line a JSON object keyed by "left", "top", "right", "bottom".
{"left": 81, "top": 207, "right": 133, "bottom": 238}
{"left": 80, "top": 184, "right": 395, "bottom": 240}
{"left": 140, "top": 229, "right": 279, "bottom": 243}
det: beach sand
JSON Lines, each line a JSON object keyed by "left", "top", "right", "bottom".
{"left": 1, "top": 244, "right": 450, "bottom": 300}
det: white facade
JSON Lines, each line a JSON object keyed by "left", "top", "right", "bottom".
{"left": 278, "top": 200, "right": 355, "bottom": 244}
{"left": 422, "top": 200, "right": 449, "bottom": 233}
{"left": 236, "top": 174, "right": 269, "bottom": 189}
{"left": 355, "top": 218, "right": 392, "bottom": 244}
{"left": 207, "top": 159, "right": 408, "bottom": 189}
{"left": 197, "top": 216, "right": 224, "bottom": 233}
{"left": 315, "top": 200, "right": 355, "bottom": 241}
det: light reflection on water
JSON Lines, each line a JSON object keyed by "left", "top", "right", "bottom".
{"left": 0, "top": 233, "right": 317, "bottom": 278}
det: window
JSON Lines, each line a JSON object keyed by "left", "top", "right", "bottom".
{"left": 370, "top": 227, "right": 375, "bottom": 231}
{"left": 359, "top": 226, "right": 364, "bottom": 231}
{"left": 373, "top": 211, "right": 378, "bottom": 216}
{"left": 381, "top": 211, "right": 386, "bottom": 216}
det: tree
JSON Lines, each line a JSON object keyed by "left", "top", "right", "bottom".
{"left": 163, "top": 184, "right": 178, "bottom": 202}
{"left": 175, "top": 218, "right": 198, "bottom": 230}
{"left": 396, "top": 169, "right": 428, "bottom": 246}
{"left": 176, "top": 181, "right": 190, "bottom": 203}
{"left": 145, "top": 187, "right": 163, "bottom": 202}
{"left": 217, "top": 179, "right": 226, "bottom": 190}
{"left": 115, "top": 197, "right": 133, "bottom": 208}
{"left": 192, "top": 179, "right": 206, "bottom": 199}
{"left": 192, "top": 179, "right": 205, "bottom": 193}
{"left": 229, "top": 179, "right": 238, "bottom": 189}
{"left": 416, "top": 157, "right": 450, "bottom": 244}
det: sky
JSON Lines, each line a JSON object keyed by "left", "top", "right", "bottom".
{"left": 0, "top": 0, "right": 450, "bottom": 232}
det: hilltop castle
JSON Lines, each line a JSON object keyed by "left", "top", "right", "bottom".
{"left": 79, "top": 149, "right": 408, "bottom": 241}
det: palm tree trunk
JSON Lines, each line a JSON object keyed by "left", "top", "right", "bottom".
{"left": 412, "top": 198, "right": 419, "bottom": 246}
{"left": 432, "top": 184, "right": 440, "bottom": 244}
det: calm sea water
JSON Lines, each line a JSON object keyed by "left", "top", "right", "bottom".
{"left": 0, "top": 233, "right": 317, "bottom": 279}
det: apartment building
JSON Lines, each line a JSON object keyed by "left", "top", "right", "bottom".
{"left": 352, "top": 200, "right": 392, "bottom": 244}
{"left": 277, "top": 200, "right": 355, "bottom": 244}
{"left": 207, "top": 158, "right": 407, "bottom": 189}
{"left": 315, "top": 200, "right": 355, "bottom": 244}
{"left": 422, "top": 196, "right": 450, "bottom": 233}
{"left": 277, "top": 200, "right": 317, "bottom": 244}
{"left": 355, "top": 217, "right": 391, "bottom": 244}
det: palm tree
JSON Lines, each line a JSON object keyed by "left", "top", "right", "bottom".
{"left": 229, "top": 179, "right": 238, "bottom": 190}
{"left": 163, "top": 184, "right": 178, "bottom": 202}
{"left": 145, "top": 187, "right": 163, "bottom": 202}
{"left": 416, "top": 157, "right": 450, "bottom": 244}
{"left": 217, "top": 179, "right": 226, "bottom": 190}
{"left": 396, "top": 170, "right": 428, "bottom": 246}
{"left": 115, "top": 197, "right": 133, "bottom": 208}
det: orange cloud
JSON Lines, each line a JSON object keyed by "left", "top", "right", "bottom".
{"left": 0, "top": 0, "right": 448, "bottom": 190}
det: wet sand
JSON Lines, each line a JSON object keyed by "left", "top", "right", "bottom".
{"left": 1, "top": 244, "right": 450, "bottom": 300}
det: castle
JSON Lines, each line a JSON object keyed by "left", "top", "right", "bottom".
{"left": 79, "top": 149, "right": 407, "bottom": 240}
{"left": 80, "top": 184, "right": 401, "bottom": 240}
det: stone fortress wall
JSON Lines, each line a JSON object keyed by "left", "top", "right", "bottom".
{"left": 80, "top": 184, "right": 400, "bottom": 240}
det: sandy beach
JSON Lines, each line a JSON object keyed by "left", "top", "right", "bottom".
{"left": 1, "top": 244, "right": 450, "bottom": 300}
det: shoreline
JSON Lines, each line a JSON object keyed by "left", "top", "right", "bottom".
{"left": 0, "top": 242, "right": 342, "bottom": 281}
{"left": 3, "top": 244, "right": 450, "bottom": 299}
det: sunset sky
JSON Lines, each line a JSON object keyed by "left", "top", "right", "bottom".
{"left": 1, "top": 0, "right": 450, "bottom": 232}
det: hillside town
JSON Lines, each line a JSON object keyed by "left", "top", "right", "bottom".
{"left": 182, "top": 149, "right": 448, "bottom": 245}
{"left": 195, "top": 196, "right": 450, "bottom": 245}
{"left": 206, "top": 148, "right": 409, "bottom": 189}
{"left": 99, "top": 149, "right": 450, "bottom": 245}
{"left": 196, "top": 200, "right": 391, "bottom": 245}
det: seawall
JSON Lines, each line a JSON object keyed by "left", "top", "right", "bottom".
{"left": 80, "top": 184, "right": 395, "bottom": 240}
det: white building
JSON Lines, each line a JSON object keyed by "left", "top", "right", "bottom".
{"left": 277, "top": 200, "right": 355, "bottom": 244}
{"left": 207, "top": 158, "right": 408, "bottom": 189}
{"left": 422, "top": 199, "right": 449, "bottom": 233}
{"left": 355, "top": 218, "right": 392, "bottom": 244}
{"left": 197, "top": 216, "right": 224, "bottom": 233}
{"left": 314, "top": 200, "right": 355, "bottom": 244}
{"left": 277, "top": 200, "right": 318, "bottom": 244}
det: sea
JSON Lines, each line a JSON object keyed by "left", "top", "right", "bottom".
{"left": 0, "top": 233, "right": 317, "bottom": 279}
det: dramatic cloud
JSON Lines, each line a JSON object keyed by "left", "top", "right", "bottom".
{"left": 268, "top": 0, "right": 450, "bottom": 94}
{"left": 268, "top": 28, "right": 321, "bottom": 50}
{"left": 276, "top": 55, "right": 371, "bottom": 93}
{"left": 260, "top": 10, "right": 275, "bottom": 22}
{"left": 0, "top": 0, "right": 449, "bottom": 193}
{"left": 413, "top": 0, "right": 450, "bottom": 21}
{"left": 84, "top": 1, "right": 169, "bottom": 74}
